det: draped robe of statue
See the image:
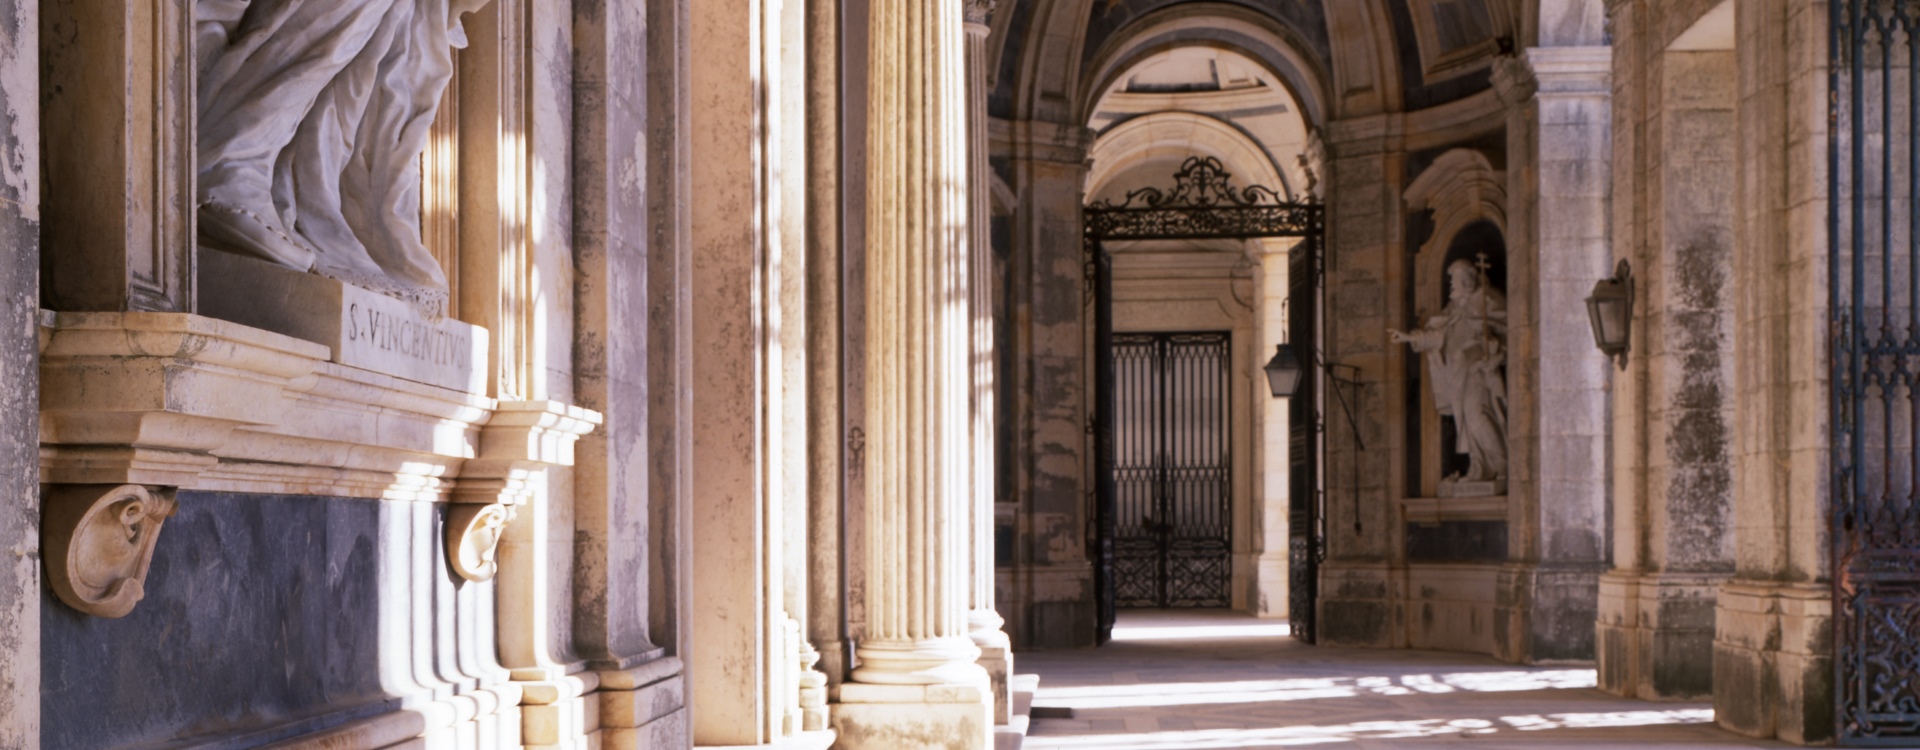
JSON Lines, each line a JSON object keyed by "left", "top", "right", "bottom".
{"left": 195, "top": 0, "right": 487, "bottom": 315}
{"left": 1397, "top": 261, "right": 1510, "bottom": 485}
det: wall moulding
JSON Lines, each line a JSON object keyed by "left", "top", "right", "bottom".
{"left": 38, "top": 310, "right": 600, "bottom": 503}
{"left": 43, "top": 484, "right": 176, "bottom": 618}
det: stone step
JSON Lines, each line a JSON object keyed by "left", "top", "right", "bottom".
{"left": 994, "top": 674, "right": 1041, "bottom": 750}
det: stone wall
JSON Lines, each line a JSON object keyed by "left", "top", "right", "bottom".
{"left": 0, "top": 0, "right": 35, "bottom": 745}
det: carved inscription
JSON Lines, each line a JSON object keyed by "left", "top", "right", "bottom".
{"left": 346, "top": 302, "right": 472, "bottom": 369}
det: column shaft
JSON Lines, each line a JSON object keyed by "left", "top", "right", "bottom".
{"left": 963, "top": 0, "right": 1014, "bottom": 726}
{"left": 832, "top": 0, "right": 991, "bottom": 744}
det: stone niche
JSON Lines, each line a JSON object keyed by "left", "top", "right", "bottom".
{"left": 198, "top": 249, "right": 488, "bottom": 394}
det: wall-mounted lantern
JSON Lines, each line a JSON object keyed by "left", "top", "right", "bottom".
{"left": 1586, "top": 259, "right": 1634, "bottom": 370}
{"left": 1264, "top": 343, "right": 1306, "bottom": 399}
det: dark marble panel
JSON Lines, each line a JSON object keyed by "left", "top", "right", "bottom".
{"left": 42, "top": 492, "right": 395, "bottom": 750}
{"left": 1404, "top": 520, "right": 1508, "bottom": 562}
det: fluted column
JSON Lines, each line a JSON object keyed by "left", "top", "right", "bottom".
{"left": 963, "top": 0, "right": 1014, "bottom": 727}
{"left": 831, "top": 0, "right": 990, "bottom": 746}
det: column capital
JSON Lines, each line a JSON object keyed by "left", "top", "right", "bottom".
{"left": 1491, "top": 55, "right": 1538, "bottom": 106}
{"left": 1526, "top": 46, "right": 1612, "bottom": 97}
{"left": 965, "top": 0, "right": 997, "bottom": 30}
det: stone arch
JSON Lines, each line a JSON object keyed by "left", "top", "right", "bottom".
{"left": 1085, "top": 111, "right": 1290, "bottom": 203}
{"left": 1078, "top": 3, "right": 1333, "bottom": 129}
{"left": 1404, "top": 148, "right": 1507, "bottom": 315}
{"left": 1000, "top": 0, "right": 1367, "bottom": 126}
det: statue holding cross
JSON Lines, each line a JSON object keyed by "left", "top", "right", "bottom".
{"left": 1390, "top": 256, "right": 1510, "bottom": 490}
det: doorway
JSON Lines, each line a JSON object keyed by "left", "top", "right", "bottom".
{"left": 1111, "top": 331, "right": 1234, "bottom": 608}
{"left": 1086, "top": 156, "right": 1325, "bottom": 643}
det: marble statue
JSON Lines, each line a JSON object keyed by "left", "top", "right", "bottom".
{"left": 195, "top": 0, "right": 489, "bottom": 315}
{"left": 1391, "top": 258, "right": 1509, "bottom": 489}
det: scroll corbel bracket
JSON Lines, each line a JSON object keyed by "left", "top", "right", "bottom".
{"left": 44, "top": 484, "right": 177, "bottom": 618}
{"left": 447, "top": 502, "right": 515, "bottom": 583}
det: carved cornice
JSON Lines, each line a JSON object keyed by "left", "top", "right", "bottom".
{"left": 44, "top": 484, "right": 175, "bottom": 618}
{"left": 38, "top": 312, "right": 605, "bottom": 590}
{"left": 453, "top": 400, "right": 602, "bottom": 506}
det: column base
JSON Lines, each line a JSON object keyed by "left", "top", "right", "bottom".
{"left": 1713, "top": 580, "right": 1833, "bottom": 745}
{"left": 1317, "top": 562, "right": 1397, "bottom": 647}
{"left": 831, "top": 682, "right": 992, "bottom": 750}
{"left": 599, "top": 657, "right": 690, "bottom": 749}
{"left": 975, "top": 642, "right": 1011, "bottom": 725}
{"left": 1596, "top": 570, "right": 1728, "bottom": 700}
{"left": 1492, "top": 561, "right": 1603, "bottom": 664}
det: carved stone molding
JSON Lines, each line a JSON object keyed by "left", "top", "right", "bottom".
{"left": 447, "top": 502, "right": 515, "bottom": 582}
{"left": 44, "top": 484, "right": 177, "bottom": 618}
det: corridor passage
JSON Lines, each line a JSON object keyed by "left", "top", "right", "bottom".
{"left": 1022, "top": 611, "right": 1790, "bottom": 749}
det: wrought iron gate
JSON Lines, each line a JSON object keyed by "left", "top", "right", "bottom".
{"left": 1111, "top": 332, "right": 1234, "bottom": 608}
{"left": 1085, "top": 156, "right": 1324, "bottom": 643}
{"left": 1833, "top": 2, "right": 1920, "bottom": 743}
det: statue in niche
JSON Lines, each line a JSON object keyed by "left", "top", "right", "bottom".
{"left": 1391, "top": 257, "right": 1509, "bottom": 492}
{"left": 195, "top": 0, "right": 489, "bottom": 316}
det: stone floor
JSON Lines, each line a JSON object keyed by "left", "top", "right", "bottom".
{"left": 1019, "top": 609, "right": 1794, "bottom": 749}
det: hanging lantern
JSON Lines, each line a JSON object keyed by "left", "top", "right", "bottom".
{"left": 1585, "top": 259, "right": 1634, "bottom": 369}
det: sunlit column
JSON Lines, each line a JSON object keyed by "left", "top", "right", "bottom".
{"left": 832, "top": 0, "right": 991, "bottom": 745}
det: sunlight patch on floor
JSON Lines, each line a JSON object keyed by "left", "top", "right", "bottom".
{"left": 1025, "top": 709, "right": 1716, "bottom": 748}
{"left": 1109, "top": 621, "right": 1293, "bottom": 641}
{"left": 1035, "top": 669, "right": 1597, "bottom": 709}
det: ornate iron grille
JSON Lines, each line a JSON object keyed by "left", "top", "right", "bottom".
{"left": 1834, "top": 2, "right": 1920, "bottom": 743}
{"left": 1085, "top": 156, "right": 1324, "bottom": 643}
{"left": 1111, "top": 332, "right": 1234, "bottom": 608}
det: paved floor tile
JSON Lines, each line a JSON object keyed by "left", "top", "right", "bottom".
{"left": 1021, "top": 610, "right": 1794, "bottom": 749}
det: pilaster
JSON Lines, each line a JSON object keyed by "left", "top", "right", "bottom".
{"left": 830, "top": 0, "right": 991, "bottom": 746}
{"left": 1494, "top": 45, "right": 1612, "bottom": 664}
{"left": 1714, "top": 0, "right": 1833, "bottom": 743}
{"left": 1600, "top": 1, "right": 1738, "bottom": 699}
{"left": 995, "top": 115, "right": 1097, "bottom": 650}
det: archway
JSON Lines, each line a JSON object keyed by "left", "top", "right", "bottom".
{"left": 1085, "top": 156, "right": 1323, "bottom": 644}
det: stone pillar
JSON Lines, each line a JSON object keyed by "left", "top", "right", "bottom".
{"left": 773, "top": 0, "right": 830, "bottom": 733}
{"left": 805, "top": 0, "right": 849, "bottom": 695}
{"left": 1598, "top": 0, "right": 1738, "bottom": 700}
{"left": 1493, "top": 45, "right": 1612, "bottom": 664}
{"left": 1316, "top": 117, "right": 1406, "bottom": 648}
{"left": 639, "top": 1, "right": 698, "bottom": 747}
{"left": 571, "top": 0, "right": 691, "bottom": 744}
{"left": 688, "top": 0, "right": 766, "bottom": 742}
{"left": 1713, "top": 0, "right": 1832, "bottom": 743}
{"left": 1251, "top": 238, "right": 1296, "bottom": 619}
{"left": 830, "top": 0, "right": 991, "bottom": 746}
{"left": 999, "top": 118, "right": 1094, "bottom": 650}
{"left": 963, "top": 0, "right": 1013, "bottom": 726}
{"left": 0, "top": 0, "right": 37, "bottom": 745}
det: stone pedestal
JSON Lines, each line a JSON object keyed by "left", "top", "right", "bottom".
{"left": 1713, "top": 582, "right": 1831, "bottom": 743}
{"left": 198, "top": 249, "right": 488, "bottom": 394}
{"left": 833, "top": 683, "right": 991, "bottom": 750}
{"left": 1597, "top": 571, "right": 1725, "bottom": 699}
